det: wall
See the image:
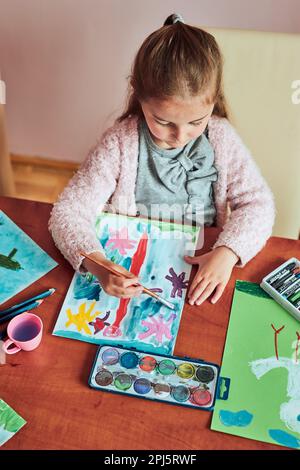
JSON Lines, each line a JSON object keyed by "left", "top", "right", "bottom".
{"left": 0, "top": 0, "right": 299, "bottom": 162}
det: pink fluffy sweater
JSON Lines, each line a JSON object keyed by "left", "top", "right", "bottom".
{"left": 49, "top": 115, "right": 275, "bottom": 271}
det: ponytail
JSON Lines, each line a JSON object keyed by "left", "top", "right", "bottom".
{"left": 117, "top": 13, "right": 229, "bottom": 122}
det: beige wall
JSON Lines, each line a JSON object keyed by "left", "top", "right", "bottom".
{"left": 0, "top": 0, "right": 299, "bottom": 162}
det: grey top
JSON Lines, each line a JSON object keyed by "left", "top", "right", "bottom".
{"left": 135, "top": 119, "right": 218, "bottom": 225}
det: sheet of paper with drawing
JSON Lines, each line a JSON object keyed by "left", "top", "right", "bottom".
{"left": 0, "top": 210, "right": 58, "bottom": 305}
{"left": 0, "top": 399, "right": 26, "bottom": 446}
{"left": 211, "top": 280, "right": 300, "bottom": 449}
{"left": 53, "top": 213, "right": 200, "bottom": 355}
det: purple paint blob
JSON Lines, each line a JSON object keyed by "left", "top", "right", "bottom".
{"left": 165, "top": 267, "right": 188, "bottom": 298}
{"left": 13, "top": 322, "right": 40, "bottom": 342}
{"left": 101, "top": 347, "right": 120, "bottom": 365}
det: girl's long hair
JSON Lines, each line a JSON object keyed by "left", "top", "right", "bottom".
{"left": 117, "top": 16, "right": 229, "bottom": 123}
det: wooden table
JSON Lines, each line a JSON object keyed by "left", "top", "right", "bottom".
{"left": 1, "top": 196, "right": 299, "bottom": 450}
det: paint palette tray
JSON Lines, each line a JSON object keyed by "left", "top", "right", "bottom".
{"left": 89, "top": 345, "right": 230, "bottom": 410}
{"left": 260, "top": 258, "right": 300, "bottom": 322}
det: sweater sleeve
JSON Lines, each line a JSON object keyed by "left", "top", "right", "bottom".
{"left": 213, "top": 120, "right": 276, "bottom": 266}
{"left": 48, "top": 125, "right": 121, "bottom": 271}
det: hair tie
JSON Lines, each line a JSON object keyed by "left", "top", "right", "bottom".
{"left": 163, "top": 14, "right": 185, "bottom": 26}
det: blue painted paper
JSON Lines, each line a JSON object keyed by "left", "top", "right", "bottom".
{"left": 53, "top": 212, "right": 200, "bottom": 355}
{"left": 0, "top": 210, "right": 58, "bottom": 304}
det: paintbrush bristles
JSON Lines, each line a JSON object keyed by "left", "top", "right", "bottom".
{"left": 156, "top": 296, "right": 176, "bottom": 310}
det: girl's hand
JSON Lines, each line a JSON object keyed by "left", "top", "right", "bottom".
{"left": 184, "top": 246, "right": 239, "bottom": 306}
{"left": 82, "top": 252, "right": 143, "bottom": 299}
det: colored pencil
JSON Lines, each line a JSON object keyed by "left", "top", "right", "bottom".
{"left": 80, "top": 251, "right": 175, "bottom": 310}
{"left": 0, "top": 288, "right": 55, "bottom": 317}
{"left": 0, "top": 299, "right": 43, "bottom": 325}
{"left": 0, "top": 329, "right": 7, "bottom": 340}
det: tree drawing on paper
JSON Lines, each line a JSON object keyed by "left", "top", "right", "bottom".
{"left": 295, "top": 332, "right": 300, "bottom": 364}
{"left": 211, "top": 280, "right": 300, "bottom": 450}
{"left": 270, "top": 324, "right": 285, "bottom": 360}
{"left": 250, "top": 325, "right": 300, "bottom": 439}
{"left": 0, "top": 248, "right": 22, "bottom": 271}
{"left": 53, "top": 212, "right": 200, "bottom": 355}
{"left": 0, "top": 210, "right": 58, "bottom": 304}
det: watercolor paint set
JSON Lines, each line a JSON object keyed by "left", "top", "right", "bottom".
{"left": 89, "top": 345, "right": 230, "bottom": 410}
{"left": 260, "top": 257, "right": 300, "bottom": 322}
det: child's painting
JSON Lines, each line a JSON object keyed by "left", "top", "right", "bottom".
{"left": 53, "top": 212, "right": 200, "bottom": 355}
{"left": 211, "top": 280, "right": 300, "bottom": 449}
{"left": 0, "top": 399, "right": 26, "bottom": 446}
{"left": 0, "top": 210, "right": 58, "bottom": 305}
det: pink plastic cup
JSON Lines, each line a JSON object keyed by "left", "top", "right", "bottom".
{"left": 2, "top": 313, "right": 43, "bottom": 354}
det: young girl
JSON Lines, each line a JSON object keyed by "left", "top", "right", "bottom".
{"left": 49, "top": 14, "right": 275, "bottom": 307}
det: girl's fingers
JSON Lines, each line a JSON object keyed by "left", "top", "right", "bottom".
{"left": 194, "top": 282, "right": 217, "bottom": 306}
{"left": 111, "top": 285, "right": 143, "bottom": 298}
{"left": 113, "top": 275, "right": 139, "bottom": 288}
{"left": 184, "top": 255, "right": 202, "bottom": 265}
{"left": 210, "top": 283, "right": 226, "bottom": 304}
{"left": 122, "top": 276, "right": 140, "bottom": 288}
{"left": 189, "top": 279, "right": 209, "bottom": 305}
{"left": 188, "top": 275, "right": 203, "bottom": 299}
{"left": 125, "top": 284, "right": 143, "bottom": 295}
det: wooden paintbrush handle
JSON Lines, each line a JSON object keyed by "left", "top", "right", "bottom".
{"left": 81, "top": 251, "right": 173, "bottom": 307}
{"left": 81, "top": 252, "right": 134, "bottom": 279}
{"left": 81, "top": 251, "right": 157, "bottom": 298}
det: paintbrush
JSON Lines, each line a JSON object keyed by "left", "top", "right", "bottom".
{"left": 80, "top": 251, "right": 175, "bottom": 310}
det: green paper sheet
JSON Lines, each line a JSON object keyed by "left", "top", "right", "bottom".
{"left": 0, "top": 399, "right": 26, "bottom": 446}
{"left": 211, "top": 281, "right": 300, "bottom": 449}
